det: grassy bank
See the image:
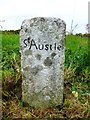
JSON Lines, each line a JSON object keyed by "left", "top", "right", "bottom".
{"left": 2, "top": 33, "right": 90, "bottom": 119}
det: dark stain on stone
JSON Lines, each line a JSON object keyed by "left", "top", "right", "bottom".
{"left": 51, "top": 53, "right": 56, "bottom": 59}
{"left": 25, "top": 50, "right": 32, "bottom": 56}
{"left": 60, "top": 39, "right": 64, "bottom": 48}
{"left": 38, "top": 38, "right": 41, "bottom": 42}
{"left": 35, "top": 54, "right": 41, "bottom": 60}
{"left": 21, "top": 25, "right": 23, "bottom": 29}
{"left": 40, "top": 18, "right": 45, "bottom": 22}
{"left": 31, "top": 65, "right": 43, "bottom": 75}
{"left": 30, "top": 23, "right": 33, "bottom": 27}
{"left": 25, "top": 28, "right": 28, "bottom": 32}
{"left": 44, "top": 57, "right": 52, "bottom": 66}
{"left": 23, "top": 66, "right": 30, "bottom": 71}
{"left": 59, "top": 55, "right": 61, "bottom": 57}
{"left": 54, "top": 20, "right": 61, "bottom": 28}
{"left": 33, "top": 18, "right": 37, "bottom": 22}
{"left": 56, "top": 36, "right": 59, "bottom": 39}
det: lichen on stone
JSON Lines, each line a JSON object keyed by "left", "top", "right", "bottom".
{"left": 44, "top": 57, "right": 52, "bottom": 67}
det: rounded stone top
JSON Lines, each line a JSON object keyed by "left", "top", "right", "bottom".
{"left": 21, "top": 17, "right": 66, "bottom": 29}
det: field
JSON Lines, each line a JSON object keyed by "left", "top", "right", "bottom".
{"left": 1, "top": 32, "right": 90, "bottom": 119}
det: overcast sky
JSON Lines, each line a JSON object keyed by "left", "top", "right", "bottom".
{"left": 0, "top": 0, "right": 89, "bottom": 33}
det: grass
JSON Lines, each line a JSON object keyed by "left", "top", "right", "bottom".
{"left": 66, "top": 35, "right": 88, "bottom": 52}
{"left": 1, "top": 32, "right": 90, "bottom": 119}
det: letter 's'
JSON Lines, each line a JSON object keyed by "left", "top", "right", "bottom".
{"left": 23, "top": 39, "right": 28, "bottom": 47}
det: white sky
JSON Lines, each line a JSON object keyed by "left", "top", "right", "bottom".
{"left": 0, "top": 0, "right": 89, "bottom": 33}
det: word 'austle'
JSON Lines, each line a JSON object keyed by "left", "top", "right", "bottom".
{"left": 23, "top": 37, "right": 62, "bottom": 51}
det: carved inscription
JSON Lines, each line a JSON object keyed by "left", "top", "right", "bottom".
{"left": 23, "top": 37, "right": 62, "bottom": 51}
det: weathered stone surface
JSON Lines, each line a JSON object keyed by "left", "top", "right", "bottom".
{"left": 20, "top": 17, "right": 66, "bottom": 108}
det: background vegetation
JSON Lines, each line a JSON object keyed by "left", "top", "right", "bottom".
{"left": 1, "top": 30, "right": 90, "bottom": 119}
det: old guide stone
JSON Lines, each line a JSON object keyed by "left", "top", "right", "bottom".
{"left": 20, "top": 17, "right": 66, "bottom": 108}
